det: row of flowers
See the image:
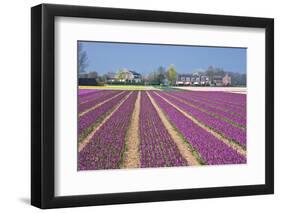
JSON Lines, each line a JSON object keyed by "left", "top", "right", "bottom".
{"left": 149, "top": 91, "right": 246, "bottom": 165}
{"left": 78, "top": 89, "right": 98, "bottom": 96}
{"left": 188, "top": 91, "right": 246, "bottom": 108}
{"left": 78, "top": 89, "right": 102, "bottom": 102}
{"left": 139, "top": 92, "right": 187, "bottom": 168}
{"left": 156, "top": 92, "right": 246, "bottom": 147}
{"left": 78, "top": 92, "right": 138, "bottom": 170}
{"left": 78, "top": 91, "right": 129, "bottom": 136}
{"left": 184, "top": 91, "right": 246, "bottom": 117}
{"left": 79, "top": 90, "right": 120, "bottom": 113}
{"left": 169, "top": 92, "right": 246, "bottom": 127}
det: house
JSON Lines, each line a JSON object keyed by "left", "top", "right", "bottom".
{"left": 222, "top": 74, "right": 231, "bottom": 86}
{"left": 191, "top": 73, "right": 200, "bottom": 85}
{"left": 176, "top": 74, "right": 192, "bottom": 85}
{"left": 176, "top": 73, "right": 210, "bottom": 86}
{"left": 213, "top": 74, "right": 231, "bottom": 86}
{"left": 200, "top": 75, "right": 210, "bottom": 85}
{"left": 78, "top": 71, "right": 97, "bottom": 79}
{"left": 176, "top": 72, "right": 231, "bottom": 86}
{"left": 213, "top": 75, "right": 223, "bottom": 86}
{"left": 78, "top": 72, "right": 88, "bottom": 78}
{"left": 129, "top": 70, "right": 142, "bottom": 83}
{"left": 106, "top": 72, "right": 117, "bottom": 82}
{"left": 116, "top": 69, "right": 142, "bottom": 83}
{"left": 78, "top": 71, "right": 98, "bottom": 86}
{"left": 79, "top": 78, "right": 97, "bottom": 86}
{"left": 87, "top": 72, "right": 98, "bottom": 78}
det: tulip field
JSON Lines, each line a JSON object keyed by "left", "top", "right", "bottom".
{"left": 78, "top": 88, "right": 247, "bottom": 171}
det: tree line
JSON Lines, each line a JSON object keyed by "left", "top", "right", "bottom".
{"left": 203, "top": 66, "right": 246, "bottom": 86}
{"left": 78, "top": 45, "right": 246, "bottom": 86}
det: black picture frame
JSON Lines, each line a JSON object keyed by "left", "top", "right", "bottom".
{"left": 31, "top": 3, "right": 274, "bottom": 209}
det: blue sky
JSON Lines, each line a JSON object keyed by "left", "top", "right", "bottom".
{"left": 79, "top": 41, "right": 246, "bottom": 75}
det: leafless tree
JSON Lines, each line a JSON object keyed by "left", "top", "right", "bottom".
{"left": 78, "top": 43, "right": 88, "bottom": 73}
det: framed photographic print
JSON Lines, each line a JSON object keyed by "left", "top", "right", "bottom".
{"left": 31, "top": 3, "right": 274, "bottom": 209}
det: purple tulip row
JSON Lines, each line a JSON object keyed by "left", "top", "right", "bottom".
{"left": 78, "top": 89, "right": 98, "bottom": 96}
{"left": 149, "top": 92, "right": 246, "bottom": 165}
{"left": 78, "top": 91, "right": 129, "bottom": 136}
{"left": 139, "top": 92, "right": 187, "bottom": 168}
{"left": 79, "top": 90, "right": 121, "bottom": 113}
{"left": 188, "top": 91, "right": 246, "bottom": 108}
{"left": 78, "top": 90, "right": 111, "bottom": 104}
{"left": 168, "top": 92, "right": 246, "bottom": 127}
{"left": 189, "top": 91, "right": 246, "bottom": 105}
{"left": 155, "top": 92, "right": 246, "bottom": 147}
{"left": 178, "top": 92, "right": 246, "bottom": 117}
{"left": 78, "top": 92, "right": 138, "bottom": 170}
{"left": 78, "top": 90, "right": 104, "bottom": 103}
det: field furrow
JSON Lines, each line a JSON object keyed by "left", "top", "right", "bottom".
{"left": 78, "top": 92, "right": 138, "bottom": 170}
{"left": 120, "top": 91, "right": 141, "bottom": 168}
{"left": 178, "top": 92, "right": 246, "bottom": 117}
{"left": 79, "top": 92, "right": 133, "bottom": 152}
{"left": 147, "top": 92, "right": 202, "bottom": 166}
{"left": 78, "top": 88, "right": 247, "bottom": 170}
{"left": 78, "top": 89, "right": 98, "bottom": 96}
{"left": 78, "top": 91, "right": 129, "bottom": 140}
{"left": 139, "top": 92, "right": 188, "bottom": 168}
{"left": 79, "top": 91, "right": 125, "bottom": 116}
{"left": 79, "top": 90, "right": 103, "bottom": 103}
{"left": 150, "top": 92, "right": 246, "bottom": 165}
{"left": 167, "top": 92, "right": 246, "bottom": 128}
{"left": 156, "top": 91, "right": 246, "bottom": 147}
{"left": 79, "top": 90, "right": 119, "bottom": 106}
{"left": 188, "top": 91, "right": 246, "bottom": 108}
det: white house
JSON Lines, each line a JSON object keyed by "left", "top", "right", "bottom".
{"left": 116, "top": 69, "right": 142, "bottom": 83}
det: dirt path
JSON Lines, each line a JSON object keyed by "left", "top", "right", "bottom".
{"left": 153, "top": 92, "right": 246, "bottom": 157}
{"left": 78, "top": 92, "right": 132, "bottom": 152}
{"left": 164, "top": 93, "right": 246, "bottom": 129}
{"left": 147, "top": 92, "right": 201, "bottom": 166}
{"left": 79, "top": 91, "right": 125, "bottom": 117}
{"left": 120, "top": 91, "right": 141, "bottom": 168}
